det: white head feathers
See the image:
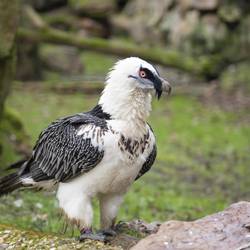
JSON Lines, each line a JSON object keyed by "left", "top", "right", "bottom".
{"left": 98, "top": 57, "right": 170, "bottom": 129}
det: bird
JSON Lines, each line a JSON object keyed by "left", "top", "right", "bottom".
{"left": 0, "top": 57, "right": 171, "bottom": 242}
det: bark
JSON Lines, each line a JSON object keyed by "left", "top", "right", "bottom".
{"left": 0, "top": 0, "right": 19, "bottom": 120}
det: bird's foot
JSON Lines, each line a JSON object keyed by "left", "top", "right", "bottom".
{"left": 79, "top": 228, "right": 116, "bottom": 243}
{"left": 97, "top": 228, "right": 117, "bottom": 237}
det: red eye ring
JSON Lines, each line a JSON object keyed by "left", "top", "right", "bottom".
{"left": 139, "top": 70, "right": 146, "bottom": 78}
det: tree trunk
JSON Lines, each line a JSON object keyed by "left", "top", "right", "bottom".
{"left": 0, "top": 0, "right": 19, "bottom": 120}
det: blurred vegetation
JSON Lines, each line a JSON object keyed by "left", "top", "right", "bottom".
{"left": 0, "top": 0, "right": 249, "bottom": 241}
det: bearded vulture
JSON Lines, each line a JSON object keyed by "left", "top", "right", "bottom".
{"left": 0, "top": 57, "right": 171, "bottom": 242}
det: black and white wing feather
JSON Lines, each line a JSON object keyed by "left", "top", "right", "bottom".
{"left": 20, "top": 106, "right": 109, "bottom": 183}
{"left": 135, "top": 124, "right": 157, "bottom": 181}
{"left": 135, "top": 144, "right": 157, "bottom": 180}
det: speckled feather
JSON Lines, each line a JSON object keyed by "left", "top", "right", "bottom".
{"left": 19, "top": 105, "right": 110, "bottom": 182}
{"left": 135, "top": 144, "right": 157, "bottom": 180}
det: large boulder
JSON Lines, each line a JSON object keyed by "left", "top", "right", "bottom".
{"left": 132, "top": 202, "right": 250, "bottom": 250}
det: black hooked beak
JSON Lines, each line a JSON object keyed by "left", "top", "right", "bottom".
{"left": 154, "top": 76, "right": 172, "bottom": 99}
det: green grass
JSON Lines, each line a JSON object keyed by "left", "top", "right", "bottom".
{"left": 0, "top": 84, "right": 249, "bottom": 235}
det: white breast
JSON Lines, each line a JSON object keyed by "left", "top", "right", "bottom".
{"left": 60, "top": 120, "right": 155, "bottom": 197}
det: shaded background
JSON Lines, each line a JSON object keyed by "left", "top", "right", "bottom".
{"left": 0, "top": 0, "right": 249, "bottom": 235}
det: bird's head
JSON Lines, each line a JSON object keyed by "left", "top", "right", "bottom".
{"left": 99, "top": 57, "right": 171, "bottom": 123}
{"left": 105, "top": 57, "right": 171, "bottom": 99}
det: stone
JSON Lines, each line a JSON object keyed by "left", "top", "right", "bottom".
{"left": 131, "top": 202, "right": 250, "bottom": 250}
{"left": 177, "top": 0, "right": 219, "bottom": 11}
{"left": 218, "top": 4, "right": 242, "bottom": 23}
{"left": 16, "top": 43, "right": 42, "bottom": 81}
{"left": 119, "top": 0, "right": 174, "bottom": 44}
{"left": 25, "top": 0, "right": 67, "bottom": 12}
{"left": 185, "top": 14, "right": 227, "bottom": 54}
{"left": 69, "top": 0, "right": 116, "bottom": 18}
{"left": 161, "top": 9, "right": 199, "bottom": 48}
{"left": 191, "top": 0, "right": 219, "bottom": 11}
{"left": 177, "top": 0, "right": 193, "bottom": 12}
{"left": 39, "top": 45, "right": 84, "bottom": 76}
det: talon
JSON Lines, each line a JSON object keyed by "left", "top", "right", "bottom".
{"left": 80, "top": 227, "right": 92, "bottom": 235}
{"left": 98, "top": 228, "right": 117, "bottom": 237}
{"left": 79, "top": 232, "right": 107, "bottom": 242}
{"left": 79, "top": 228, "right": 116, "bottom": 243}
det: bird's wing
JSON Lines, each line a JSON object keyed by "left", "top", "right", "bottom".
{"left": 135, "top": 124, "right": 157, "bottom": 181}
{"left": 135, "top": 144, "right": 157, "bottom": 181}
{"left": 21, "top": 112, "right": 108, "bottom": 183}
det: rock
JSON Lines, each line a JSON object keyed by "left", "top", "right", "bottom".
{"left": 116, "top": 0, "right": 247, "bottom": 57}
{"left": 116, "top": 220, "right": 161, "bottom": 235}
{"left": 1, "top": 202, "right": 250, "bottom": 249}
{"left": 132, "top": 202, "right": 250, "bottom": 250}
{"left": 161, "top": 9, "right": 200, "bottom": 48}
{"left": 43, "top": 8, "right": 110, "bottom": 38}
{"left": 118, "top": 0, "right": 173, "bottom": 44}
{"left": 39, "top": 45, "right": 84, "bottom": 76}
{"left": 177, "top": 0, "right": 219, "bottom": 11}
{"left": 218, "top": 4, "right": 242, "bottom": 23}
{"left": 185, "top": 14, "right": 227, "bottom": 54}
{"left": 239, "top": 15, "right": 250, "bottom": 51}
{"left": 77, "top": 18, "right": 111, "bottom": 38}
{"left": 69, "top": 0, "right": 116, "bottom": 18}
{"left": 191, "top": 0, "right": 219, "bottom": 11}
{"left": 16, "top": 43, "right": 42, "bottom": 81}
{"left": 25, "top": 0, "right": 67, "bottom": 12}
{"left": 177, "top": 0, "right": 193, "bottom": 12}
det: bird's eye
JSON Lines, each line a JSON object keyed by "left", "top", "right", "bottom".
{"left": 139, "top": 70, "right": 147, "bottom": 78}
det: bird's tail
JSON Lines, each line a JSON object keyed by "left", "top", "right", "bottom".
{"left": 0, "top": 172, "right": 23, "bottom": 197}
{"left": 0, "top": 155, "right": 28, "bottom": 197}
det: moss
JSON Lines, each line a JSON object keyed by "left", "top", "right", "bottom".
{"left": 0, "top": 107, "right": 29, "bottom": 170}
{"left": 0, "top": 224, "right": 122, "bottom": 250}
{"left": 220, "top": 61, "right": 250, "bottom": 93}
{"left": 218, "top": 4, "right": 242, "bottom": 23}
{"left": 69, "top": 0, "right": 116, "bottom": 18}
{"left": 0, "top": 0, "right": 19, "bottom": 58}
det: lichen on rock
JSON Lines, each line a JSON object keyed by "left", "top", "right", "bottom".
{"left": 0, "top": 224, "right": 122, "bottom": 250}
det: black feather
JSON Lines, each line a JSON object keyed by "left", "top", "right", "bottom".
{"left": 135, "top": 124, "right": 157, "bottom": 180}
{"left": 0, "top": 173, "right": 23, "bottom": 196}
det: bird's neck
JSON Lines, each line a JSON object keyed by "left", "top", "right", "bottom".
{"left": 98, "top": 86, "right": 152, "bottom": 131}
